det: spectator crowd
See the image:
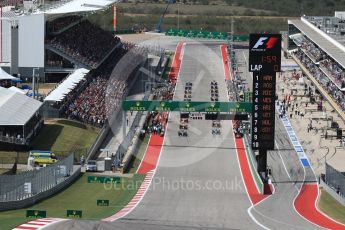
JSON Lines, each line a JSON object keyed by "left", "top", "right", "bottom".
{"left": 294, "top": 48, "right": 345, "bottom": 111}
{"left": 57, "top": 43, "right": 149, "bottom": 127}
{"left": 46, "top": 15, "right": 83, "bottom": 35}
{"left": 48, "top": 20, "right": 120, "bottom": 68}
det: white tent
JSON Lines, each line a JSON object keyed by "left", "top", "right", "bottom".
{"left": 0, "top": 87, "right": 42, "bottom": 126}
{"left": 8, "top": 86, "right": 28, "bottom": 94}
{"left": 0, "top": 68, "right": 18, "bottom": 80}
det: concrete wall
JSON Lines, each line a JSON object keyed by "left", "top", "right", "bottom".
{"left": 86, "top": 124, "right": 110, "bottom": 161}
{"left": 0, "top": 167, "right": 81, "bottom": 211}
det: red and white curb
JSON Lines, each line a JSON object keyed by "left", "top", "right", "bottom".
{"left": 13, "top": 218, "right": 66, "bottom": 230}
{"left": 102, "top": 170, "right": 155, "bottom": 222}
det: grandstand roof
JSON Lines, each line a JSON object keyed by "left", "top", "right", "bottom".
{"left": 44, "top": 68, "right": 89, "bottom": 102}
{"left": 39, "top": 0, "right": 118, "bottom": 15}
{"left": 289, "top": 18, "right": 345, "bottom": 69}
{"left": 0, "top": 87, "right": 42, "bottom": 126}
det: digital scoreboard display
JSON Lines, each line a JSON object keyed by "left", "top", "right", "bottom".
{"left": 249, "top": 34, "right": 281, "bottom": 150}
{"left": 251, "top": 73, "right": 276, "bottom": 150}
{"left": 249, "top": 34, "right": 281, "bottom": 73}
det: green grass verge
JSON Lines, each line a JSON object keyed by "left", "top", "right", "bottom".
{"left": 32, "top": 119, "right": 99, "bottom": 152}
{"left": 126, "top": 134, "right": 150, "bottom": 174}
{"left": 318, "top": 188, "right": 345, "bottom": 224}
{"left": 0, "top": 119, "right": 100, "bottom": 164}
{"left": 0, "top": 173, "right": 145, "bottom": 230}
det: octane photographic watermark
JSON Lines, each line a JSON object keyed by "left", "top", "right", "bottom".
{"left": 103, "top": 176, "right": 243, "bottom": 192}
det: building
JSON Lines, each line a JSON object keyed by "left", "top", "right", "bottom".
{"left": 288, "top": 13, "right": 345, "bottom": 122}
{"left": 0, "top": 0, "right": 118, "bottom": 82}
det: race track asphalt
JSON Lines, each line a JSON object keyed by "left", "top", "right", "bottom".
{"left": 46, "top": 43, "right": 261, "bottom": 230}
{"left": 44, "top": 43, "right": 326, "bottom": 230}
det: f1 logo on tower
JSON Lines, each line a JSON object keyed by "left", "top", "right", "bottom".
{"left": 251, "top": 37, "right": 279, "bottom": 51}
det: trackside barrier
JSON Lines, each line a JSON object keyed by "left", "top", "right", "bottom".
{"left": 116, "top": 92, "right": 151, "bottom": 172}
{"left": 121, "top": 120, "right": 146, "bottom": 173}
{"left": 325, "top": 162, "right": 345, "bottom": 199}
{"left": 117, "top": 54, "right": 166, "bottom": 172}
{"left": 243, "top": 135, "right": 264, "bottom": 194}
{"left": 165, "top": 28, "right": 249, "bottom": 41}
{"left": 0, "top": 156, "right": 81, "bottom": 211}
{"left": 86, "top": 52, "right": 149, "bottom": 163}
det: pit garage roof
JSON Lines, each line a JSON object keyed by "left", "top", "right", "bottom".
{"left": 44, "top": 68, "right": 89, "bottom": 102}
{"left": 39, "top": 0, "right": 118, "bottom": 15}
{"left": 0, "top": 87, "right": 42, "bottom": 126}
{"left": 289, "top": 19, "right": 345, "bottom": 69}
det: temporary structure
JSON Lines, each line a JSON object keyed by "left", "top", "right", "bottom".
{"left": 0, "top": 68, "right": 19, "bottom": 81}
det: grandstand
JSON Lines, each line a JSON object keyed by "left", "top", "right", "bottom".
{"left": 0, "top": 0, "right": 118, "bottom": 82}
{"left": 41, "top": 42, "right": 152, "bottom": 127}
{"left": 0, "top": 0, "right": 152, "bottom": 150}
{"left": 288, "top": 13, "right": 345, "bottom": 121}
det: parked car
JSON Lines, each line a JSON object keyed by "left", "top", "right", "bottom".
{"left": 86, "top": 160, "right": 97, "bottom": 172}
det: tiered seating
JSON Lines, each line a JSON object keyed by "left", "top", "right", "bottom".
{"left": 299, "top": 36, "right": 326, "bottom": 62}
{"left": 62, "top": 44, "right": 136, "bottom": 126}
{"left": 47, "top": 15, "right": 83, "bottom": 34}
{"left": 319, "top": 58, "right": 345, "bottom": 89}
{"left": 294, "top": 49, "right": 345, "bottom": 111}
{"left": 48, "top": 20, "right": 120, "bottom": 68}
